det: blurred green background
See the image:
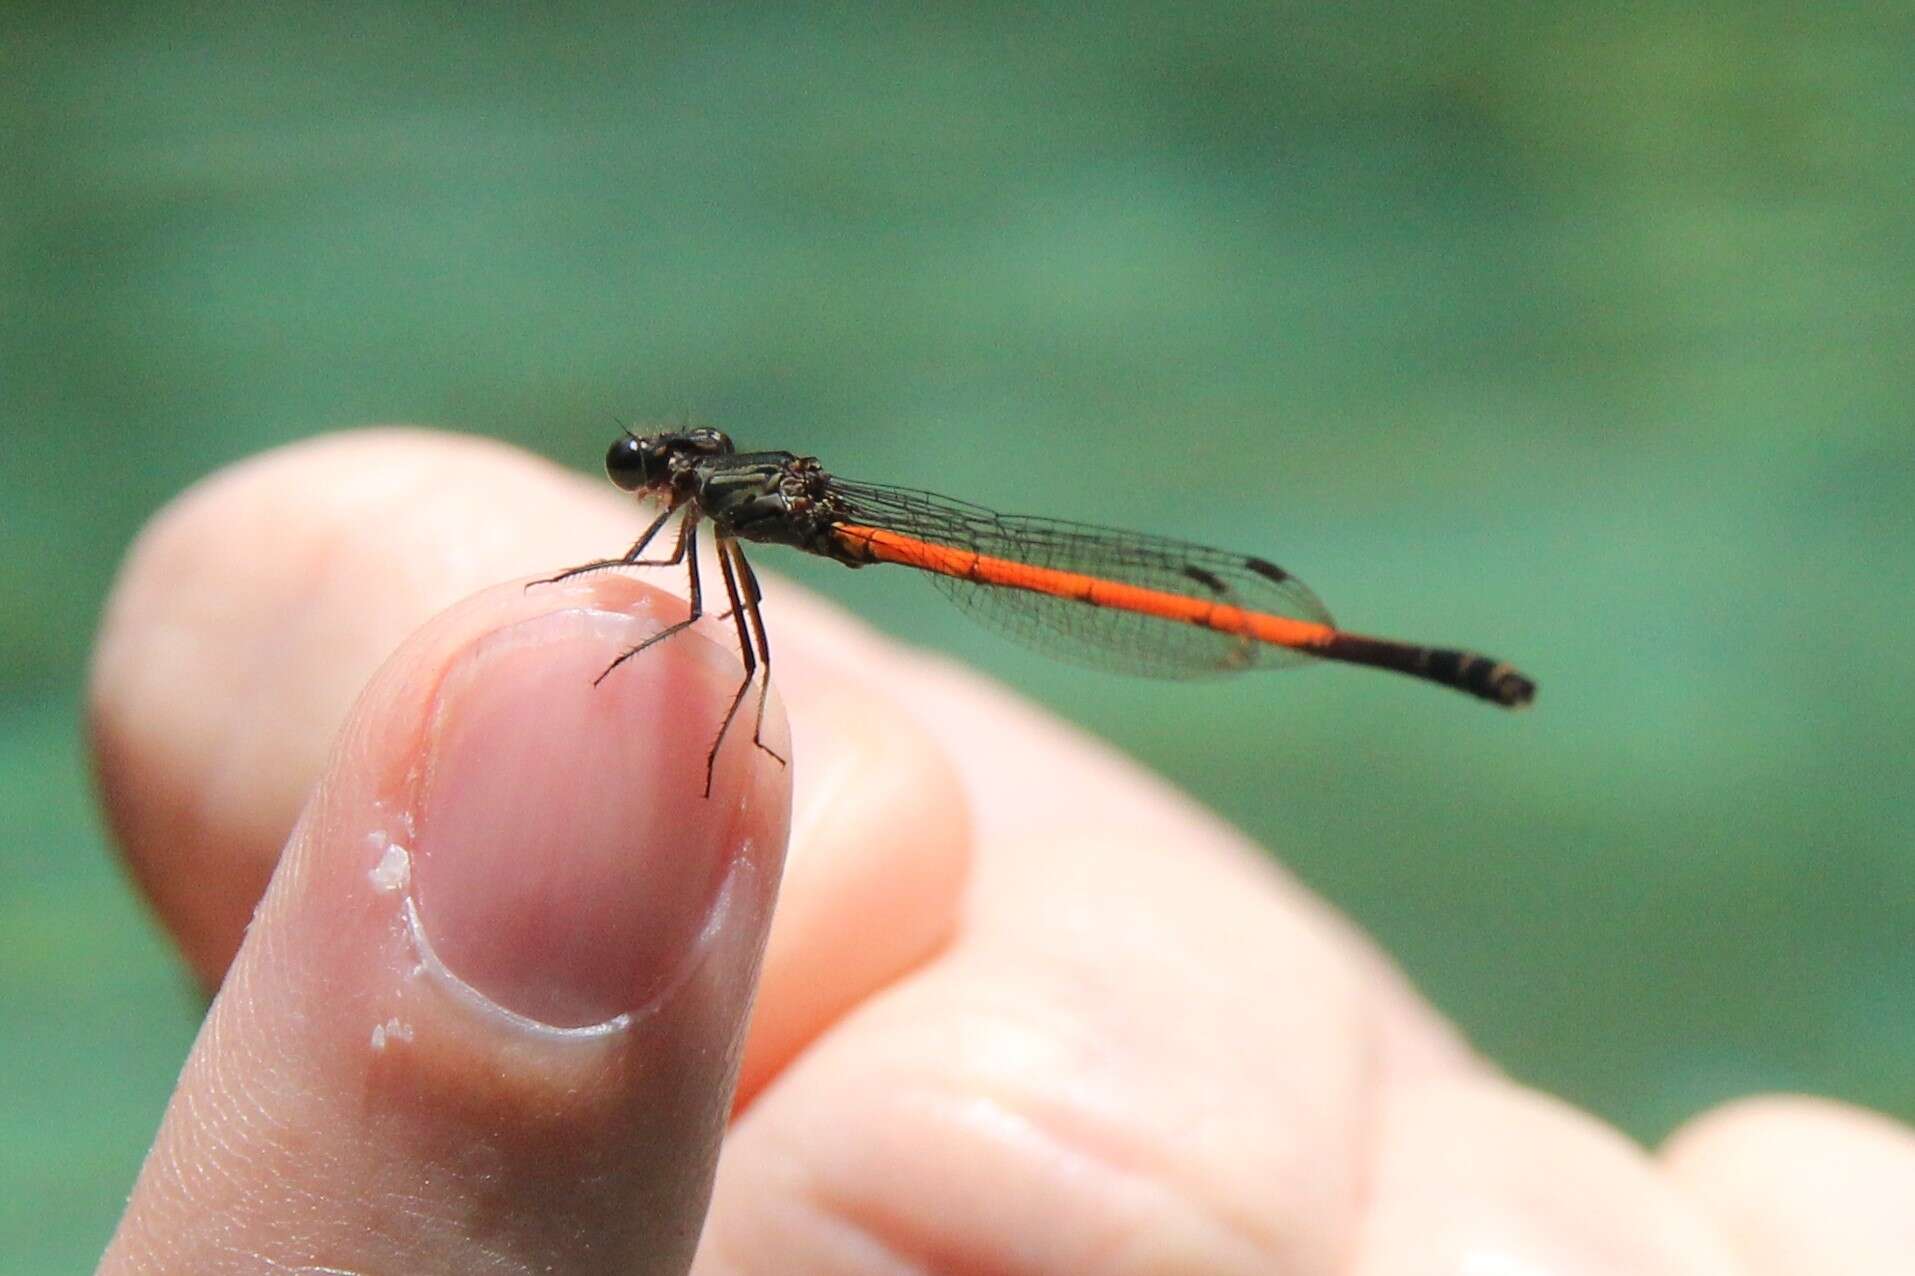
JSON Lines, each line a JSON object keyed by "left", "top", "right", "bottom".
{"left": 5, "top": 3, "right": 1912, "bottom": 1267}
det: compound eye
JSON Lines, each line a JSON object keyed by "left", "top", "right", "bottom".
{"left": 605, "top": 434, "right": 650, "bottom": 490}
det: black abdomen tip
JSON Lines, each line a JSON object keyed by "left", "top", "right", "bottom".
{"left": 1488, "top": 665, "right": 1537, "bottom": 708}
{"left": 1427, "top": 648, "right": 1536, "bottom": 708}
{"left": 1317, "top": 632, "right": 1537, "bottom": 709}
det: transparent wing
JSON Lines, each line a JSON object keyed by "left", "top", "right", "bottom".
{"left": 823, "top": 479, "right": 1334, "bottom": 679}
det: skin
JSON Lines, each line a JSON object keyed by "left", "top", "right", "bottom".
{"left": 89, "top": 428, "right": 1913, "bottom": 1275}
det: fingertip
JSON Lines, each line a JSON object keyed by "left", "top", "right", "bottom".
{"left": 1661, "top": 1094, "right": 1915, "bottom": 1271}
{"left": 405, "top": 596, "right": 786, "bottom": 1028}
{"left": 106, "top": 570, "right": 792, "bottom": 1275}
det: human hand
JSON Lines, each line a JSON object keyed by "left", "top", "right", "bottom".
{"left": 90, "top": 430, "right": 1913, "bottom": 1273}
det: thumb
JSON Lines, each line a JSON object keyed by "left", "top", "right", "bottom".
{"left": 99, "top": 572, "right": 790, "bottom": 1275}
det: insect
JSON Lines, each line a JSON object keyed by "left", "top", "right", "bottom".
{"left": 542, "top": 427, "right": 1535, "bottom": 794}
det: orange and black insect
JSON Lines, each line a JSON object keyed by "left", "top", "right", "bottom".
{"left": 543, "top": 427, "right": 1536, "bottom": 793}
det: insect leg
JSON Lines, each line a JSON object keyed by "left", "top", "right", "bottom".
{"left": 532, "top": 501, "right": 682, "bottom": 587}
{"left": 702, "top": 537, "right": 769, "bottom": 796}
{"left": 590, "top": 515, "right": 705, "bottom": 686}
{"left": 727, "top": 541, "right": 784, "bottom": 765}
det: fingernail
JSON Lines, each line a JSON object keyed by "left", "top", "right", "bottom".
{"left": 408, "top": 607, "right": 761, "bottom": 1029}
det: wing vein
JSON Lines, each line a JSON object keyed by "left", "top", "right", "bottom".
{"left": 825, "top": 478, "right": 1333, "bottom": 679}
